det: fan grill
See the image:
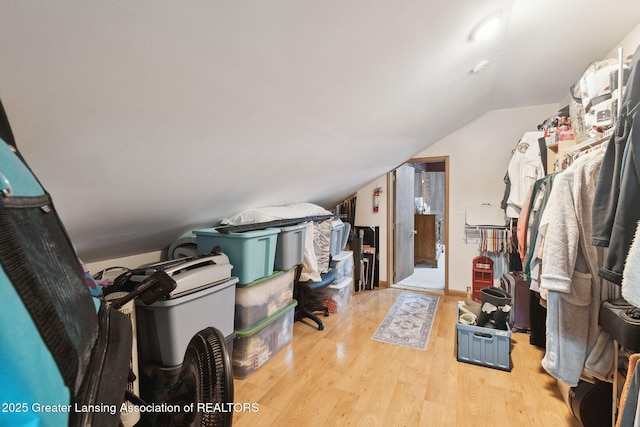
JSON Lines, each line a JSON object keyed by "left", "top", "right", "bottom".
{"left": 168, "top": 327, "right": 234, "bottom": 427}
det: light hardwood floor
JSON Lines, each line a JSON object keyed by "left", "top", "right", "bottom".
{"left": 233, "top": 287, "right": 581, "bottom": 427}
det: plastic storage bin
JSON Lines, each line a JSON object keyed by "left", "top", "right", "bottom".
{"left": 330, "top": 251, "right": 354, "bottom": 284}
{"left": 274, "top": 223, "right": 307, "bottom": 271}
{"left": 309, "top": 277, "right": 353, "bottom": 313}
{"left": 135, "top": 277, "right": 238, "bottom": 367}
{"left": 234, "top": 269, "right": 295, "bottom": 330}
{"left": 329, "top": 221, "right": 346, "bottom": 257}
{"left": 194, "top": 228, "right": 280, "bottom": 285}
{"left": 456, "top": 308, "right": 511, "bottom": 371}
{"left": 233, "top": 299, "right": 297, "bottom": 379}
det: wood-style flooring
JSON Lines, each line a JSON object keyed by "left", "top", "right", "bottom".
{"left": 233, "top": 287, "right": 581, "bottom": 427}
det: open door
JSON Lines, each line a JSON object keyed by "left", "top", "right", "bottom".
{"left": 393, "top": 165, "right": 415, "bottom": 283}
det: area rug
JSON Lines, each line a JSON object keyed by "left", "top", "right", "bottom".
{"left": 372, "top": 292, "right": 439, "bottom": 350}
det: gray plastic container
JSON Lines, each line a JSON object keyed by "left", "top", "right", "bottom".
{"left": 274, "top": 223, "right": 307, "bottom": 271}
{"left": 456, "top": 308, "right": 511, "bottom": 371}
{"left": 329, "top": 221, "right": 346, "bottom": 257}
{"left": 136, "top": 277, "right": 238, "bottom": 367}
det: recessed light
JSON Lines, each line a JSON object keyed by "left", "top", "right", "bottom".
{"left": 470, "top": 12, "right": 502, "bottom": 41}
{"left": 472, "top": 59, "right": 491, "bottom": 74}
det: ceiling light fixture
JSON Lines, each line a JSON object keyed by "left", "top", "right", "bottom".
{"left": 472, "top": 59, "right": 491, "bottom": 74}
{"left": 469, "top": 12, "right": 502, "bottom": 41}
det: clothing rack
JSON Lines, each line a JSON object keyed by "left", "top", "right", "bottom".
{"left": 464, "top": 224, "right": 508, "bottom": 247}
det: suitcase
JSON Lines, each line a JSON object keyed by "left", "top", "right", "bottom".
{"left": 0, "top": 99, "right": 131, "bottom": 426}
{"left": 500, "top": 272, "right": 531, "bottom": 331}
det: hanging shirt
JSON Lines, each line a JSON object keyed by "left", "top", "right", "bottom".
{"left": 505, "top": 131, "right": 546, "bottom": 218}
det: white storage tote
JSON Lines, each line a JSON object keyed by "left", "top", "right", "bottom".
{"left": 309, "top": 277, "right": 354, "bottom": 313}
{"left": 330, "top": 250, "right": 354, "bottom": 284}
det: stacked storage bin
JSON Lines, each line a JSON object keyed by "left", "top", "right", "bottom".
{"left": 308, "top": 250, "right": 355, "bottom": 313}
{"left": 194, "top": 228, "right": 282, "bottom": 285}
{"left": 194, "top": 223, "right": 306, "bottom": 378}
{"left": 133, "top": 256, "right": 238, "bottom": 402}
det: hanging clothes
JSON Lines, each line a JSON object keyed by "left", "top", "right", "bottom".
{"left": 592, "top": 44, "right": 640, "bottom": 285}
{"left": 477, "top": 228, "right": 508, "bottom": 254}
{"left": 539, "top": 150, "right": 618, "bottom": 387}
{"left": 523, "top": 173, "right": 557, "bottom": 287}
{"left": 505, "top": 131, "right": 546, "bottom": 218}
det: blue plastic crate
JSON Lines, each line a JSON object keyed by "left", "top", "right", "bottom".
{"left": 456, "top": 310, "right": 511, "bottom": 371}
{"left": 194, "top": 227, "right": 280, "bottom": 285}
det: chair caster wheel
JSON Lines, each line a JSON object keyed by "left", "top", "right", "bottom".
{"left": 318, "top": 324, "right": 324, "bottom": 331}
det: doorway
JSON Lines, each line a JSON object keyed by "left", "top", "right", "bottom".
{"left": 391, "top": 156, "right": 449, "bottom": 293}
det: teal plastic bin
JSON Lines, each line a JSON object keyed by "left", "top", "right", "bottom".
{"left": 194, "top": 227, "right": 280, "bottom": 285}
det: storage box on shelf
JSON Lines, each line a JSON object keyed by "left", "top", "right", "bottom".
{"left": 307, "top": 277, "right": 353, "bottom": 313}
{"left": 330, "top": 250, "right": 354, "bottom": 284}
{"left": 274, "top": 222, "right": 307, "bottom": 271}
{"left": 135, "top": 277, "right": 238, "bottom": 367}
{"left": 456, "top": 307, "right": 511, "bottom": 371}
{"left": 194, "top": 227, "right": 280, "bottom": 285}
{"left": 233, "top": 300, "right": 297, "bottom": 379}
{"left": 235, "top": 269, "right": 295, "bottom": 330}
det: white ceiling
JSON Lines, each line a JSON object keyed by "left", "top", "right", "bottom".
{"left": 1, "top": 1, "right": 639, "bottom": 261}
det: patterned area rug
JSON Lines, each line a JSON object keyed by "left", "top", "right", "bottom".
{"left": 372, "top": 292, "right": 439, "bottom": 350}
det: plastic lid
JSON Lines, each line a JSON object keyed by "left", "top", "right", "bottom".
{"left": 236, "top": 270, "right": 286, "bottom": 289}
{"left": 193, "top": 227, "right": 281, "bottom": 238}
{"left": 235, "top": 299, "right": 297, "bottom": 336}
{"left": 330, "top": 251, "right": 353, "bottom": 262}
{"left": 277, "top": 222, "right": 308, "bottom": 232}
{"left": 328, "top": 277, "right": 352, "bottom": 290}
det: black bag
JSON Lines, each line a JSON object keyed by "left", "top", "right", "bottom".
{"left": 568, "top": 379, "right": 612, "bottom": 427}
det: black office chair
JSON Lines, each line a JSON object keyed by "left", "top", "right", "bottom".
{"left": 294, "top": 266, "right": 336, "bottom": 330}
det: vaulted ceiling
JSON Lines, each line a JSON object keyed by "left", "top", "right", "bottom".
{"left": 1, "top": 1, "right": 639, "bottom": 261}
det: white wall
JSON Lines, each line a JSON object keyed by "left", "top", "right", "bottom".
{"left": 412, "top": 104, "right": 559, "bottom": 292}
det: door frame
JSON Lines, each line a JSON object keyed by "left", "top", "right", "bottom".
{"left": 388, "top": 155, "right": 449, "bottom": 294}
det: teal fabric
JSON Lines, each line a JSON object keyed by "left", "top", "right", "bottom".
{"left": 0, "top": 139, "right": 76, "bottom": 425}
{"left": 0, "top": 266, "right": 70, "bottom": 427}
{"left": 0, "top": 139, "right": 44, "bottom": 196}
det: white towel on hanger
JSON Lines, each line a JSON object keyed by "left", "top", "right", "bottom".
{"left": 622, "top": 221, "right": 640, "bottom": 308}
